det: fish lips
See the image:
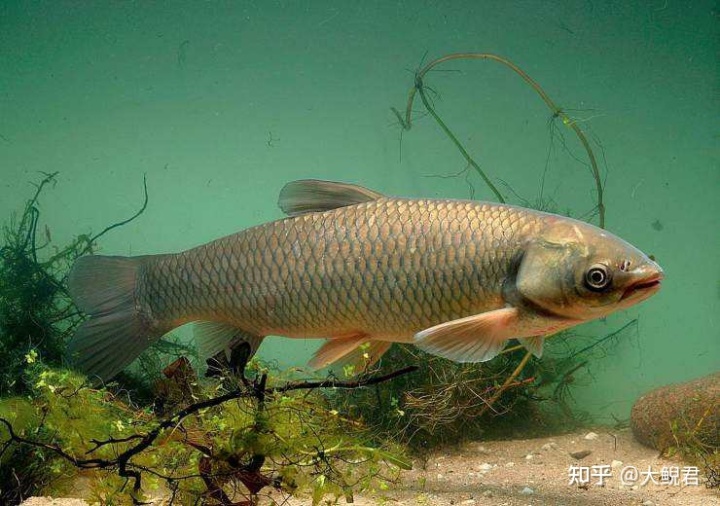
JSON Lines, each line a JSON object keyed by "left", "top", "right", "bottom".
{"left": 619, "top": 272, "right": 663, "bottom": 305}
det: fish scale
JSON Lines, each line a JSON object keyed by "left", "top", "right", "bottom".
{"left": 138, "top": 198, "right": 540, "bottom": 340}
{"left": 67, "top": 180, "right": 662, "bottom": 382}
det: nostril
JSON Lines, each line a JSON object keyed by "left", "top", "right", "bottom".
{"left": 620, "top": 260, "right": 631, "bottom": 272}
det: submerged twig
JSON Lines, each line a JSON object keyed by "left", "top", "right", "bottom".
{"left": 478, "top": 350, "right": 533, "bottom": 417}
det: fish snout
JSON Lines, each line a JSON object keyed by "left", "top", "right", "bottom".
{"left": 619, "top": 262, "right": 664, "bottom": 304}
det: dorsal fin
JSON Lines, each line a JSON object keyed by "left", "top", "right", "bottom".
{"left": 278, "top": 180, "right": 384, "bottom": 217}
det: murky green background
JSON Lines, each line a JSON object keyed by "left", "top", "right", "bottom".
{"left": 1, "top": 1, "right": 717, "bottom": 423}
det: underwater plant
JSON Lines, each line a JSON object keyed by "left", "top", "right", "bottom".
{"left": 391, "top": 52, "right": 605, "bottom": 227}
{"left": 332, "top": 322, "right": 635, "bottom": 451}
{"left": 0, "top": 172, "right": 81, "bottom": 396}
{"left": 0, "top": 360, "right": 413, "bottom": 505}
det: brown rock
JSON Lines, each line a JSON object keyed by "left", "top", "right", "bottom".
{"left": 630, "top": 372, "right": 720, "bottom": 452}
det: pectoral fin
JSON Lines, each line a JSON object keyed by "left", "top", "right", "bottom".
{"left": 414, "top": 307, "right": 520, "bottom": 363}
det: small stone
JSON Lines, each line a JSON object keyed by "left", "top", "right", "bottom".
{"left": 525, "top": 453, "right": 534, "bottom": 460}
{"left": 474, "top": 445, "right": 491, "bottom": 454}
{"left": 478, "top": 463, "right": 493, "bottom": 471}
{"left": 520, "top": 486, "right": 534, "bottom": 495}
{"left": 505, "top": 462, "right": 515, "bottom": 468}
{"left": 611, "top": 460, "right": 623, "bottom": 469}
{"left": 584, "top": 431, "right": 599, "bottom": 440}
{"left": 461, "top": 500, "right": 476, "bottom": 505}
{"left": 437, "top": 473, "right": 444, "bottom": 480}
{"left": 482, "top": 490, "right": 493, "bottom": 497}
{"left": 569, "top": 449, "right": 592, "bottom": 460}
{"left": 541, "top": 442, "right": 558, "bottom": 451}
{"left": 641, "top": 501, "right": 655, "bottom": 506}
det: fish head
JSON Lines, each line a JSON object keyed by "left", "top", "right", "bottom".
{"left": 516, "top": 218, "right": 663, "bottom": 321}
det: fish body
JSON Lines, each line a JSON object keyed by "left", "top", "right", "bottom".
{"left": 68, "top": 180, "right": 663, "bottom": 381}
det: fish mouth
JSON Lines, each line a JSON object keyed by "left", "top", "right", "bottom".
{"left": 621, "top": 272, "right": 663, "bottom": 301}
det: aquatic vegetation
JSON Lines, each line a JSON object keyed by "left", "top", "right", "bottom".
{"left": 334, "top": 323, "right": 636, "bottom": 451}
{"left": 0, "top": 173, "right": 83, "bottom": 395}
{"left": 0, "top": 361, "right": 412, "bottom": 505}
{"left": 392, "top": 52, "right": 605, "bottom": 227}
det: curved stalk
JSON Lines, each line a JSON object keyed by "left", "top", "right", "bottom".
{"left": 395, "top": 52, "right": 605, "bottom": 228}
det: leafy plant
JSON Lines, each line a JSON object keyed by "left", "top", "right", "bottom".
{"left": 1, "top": 360, "right": 412, "bottom": 505}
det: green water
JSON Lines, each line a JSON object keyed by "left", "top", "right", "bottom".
{"left": 0, "top": 1, "right": 717, "bottom": 425}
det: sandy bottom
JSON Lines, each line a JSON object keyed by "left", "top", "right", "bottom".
{"left": 21, "top": 428, "right": 719, "bottom": 506}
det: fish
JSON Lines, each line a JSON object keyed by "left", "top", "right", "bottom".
{"left": 67, "top": 180, "right": 663, "bottom": 382}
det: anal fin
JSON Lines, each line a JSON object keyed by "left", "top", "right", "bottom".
{"left": 309, "top": 336, "right": 392, "bottom": 374}
{"left": 196, "top": 322, "right": 264, "bottom": 375}
{"left": 330, "top": 340, "right": 392, "bottom": 373}
{"left": 308, "top": 333, "right": 368, "bottom": 370}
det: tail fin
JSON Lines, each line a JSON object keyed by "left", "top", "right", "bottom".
{"left": 67, "top": 255, "right": 161, "bottom": 383}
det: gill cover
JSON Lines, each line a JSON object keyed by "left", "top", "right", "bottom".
{"left": 516, "top": 223, "right": 587, "bottom": 318}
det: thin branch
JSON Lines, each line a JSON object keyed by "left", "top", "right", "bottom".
{"left": 478, "top": 351, "right": 533, "bottom": 417}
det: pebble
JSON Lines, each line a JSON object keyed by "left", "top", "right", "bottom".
{"left": 525, "top": 453, "right": 534, "bottom": 460}
{"left": 474, "top": 445, "right": 491, "bottom": 454}
{"left": 584, "top": 431, "right": 599, "bottom": 440}
{"left": 478, "top": 463, "right": 493, "bottom": 472}
{"left": 520, "top": 486, "right": 534, "bottom": 495}
{"left": 482, "top": 490, "right": 493, "bottom": 497}
{"left": 461, "top": 500, "right": 476, "bottom": 505}
{"left": 541, "top": 442, "right": 558, "bottom": 451}
{"left": 505, "top": 462, "right": 515, "bottom": 468}
{"left": 611, "top": 459, "right": 623, "bottom": 469}
{"left": 569, "top": 449, "right": 592, "bottom": 460}
{"left": 641, "top": 501, "right": 655, "bottom": 506}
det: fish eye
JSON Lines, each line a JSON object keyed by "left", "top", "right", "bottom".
{"left": 585, "top": 264, "right": 611, "bottom": 291}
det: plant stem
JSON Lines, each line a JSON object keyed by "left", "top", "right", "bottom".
{"left": 396, "top": 52, "right": 605, "bottom": 228}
